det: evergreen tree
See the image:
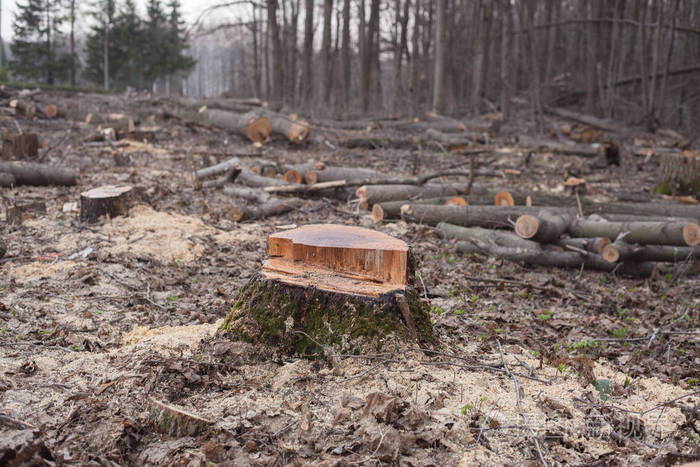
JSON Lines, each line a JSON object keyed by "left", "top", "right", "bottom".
{"left": 10, "top": 0, "right": 68, "bottom": 83}
{"left": 84, "top": 0, "right": 116, "bottom": 88}
{"left": 143, "top": 0, "right": 168, "bottom": 85}
{"left": 111, "top": 0, "right": 144, "bottom": 87}
{"left": 164, "top": 0, "right": 195, "bottom": 78}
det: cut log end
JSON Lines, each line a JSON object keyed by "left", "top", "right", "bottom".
{"left": 45, "top": 104, "right": 58, "bottom": 118}
{"left": 514, "top": 215, "right": 540, "bottom": 239}
{"left": 371, "top": 204, "right": 385, "bottom": 222}
{"left": 220, "top": 224, "right": 434, "bottom": 355}
{"left": 245, "top": 117, "right": 272, "bottom": 144}
{"left": 400, "top": 204, "right": 412, "bottom": 221}
{"left": 288, "top": 122, "right": 311, "bottom": 144}
{"left": 445, "top": 196, "right": 468, "bottom": 206}
{"left": 305, "top": 170, "right": 319, "bottom": 185}
{"left": 80, "top": 185, "right": 135, "bottom": 224}
{"left": 684, "top": 222, "right": 700, "bottom": 246}
{"left": 283, "top": 169, "right": 302, "bottom": 184}
{"left": 494, "top": 191, "right": 515, "bottom": 206}
{"left": 602, "top": 244, "right": 621, "bottom": 263}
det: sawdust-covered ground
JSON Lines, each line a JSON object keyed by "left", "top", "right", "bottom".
{"left": 0, "top": 91, "right": 698, "bottom": 466}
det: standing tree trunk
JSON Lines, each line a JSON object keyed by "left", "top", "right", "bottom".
{"left": 584, "top": 0, "right": 598, "bottom": 114}
{"left": 500, "top": 0, "right": 512, "bottom": 122}
{"left": 251, "top": 4, "right": 262, "bottom": 97}
{"left": 302, "top": 0, "right": 314, "bottom": 102}
{"left": 472, "top": 0, "right": 491, "bottom": 114}
{"left": 69, "top": 0, "right": 76, "bottom": 87}
{"left": 409, "top": 0, "right": 421, "bottom": 114}
{"left": 341, "top": 0, "right": 351, "bottom": 107}
{"left": 268, "top": 0, "right": 283, "bottom": 106}
{"left": 432, "top": 0, "right": 447, "bottom": 113}
{"left": 320, "top": 0, "right": 334, "bottom": 106}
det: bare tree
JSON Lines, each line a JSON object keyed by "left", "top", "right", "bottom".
{"left": 320, "top": 0, "right": 333, "bottom": 105}
{"left": 432, "top": 0, "right": 446, "bottom": 113}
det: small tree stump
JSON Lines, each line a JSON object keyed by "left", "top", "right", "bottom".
{"left": 219, "top": 224, "right": 434, "bottom": 355}
{"left": 657, "top": 151, "right": 700, "bottom": 196}
{"left": 80, "top": 185, "right": 135, "bottom": 223}
{"left": 2, "top": 133, "right": 39, "bottom": 159}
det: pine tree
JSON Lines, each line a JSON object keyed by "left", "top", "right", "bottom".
{"left": 10, "top": 0, "right": 67, "bottom": 83}
{"left": 165, "top": 0, "right": 195, "bottom": 77}
{"left": 143, "top": 0, "right": 168, "bottom": 85}
{"left": 83, "top": 0, "right": 116, "bottom": 88}
{"left": 111, "top": 0, "right": 144, "bottom": 88}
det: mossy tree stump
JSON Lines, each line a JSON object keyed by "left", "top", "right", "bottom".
{"left": 219, "top": 224, "right": 434, "bottom": 356}
{"left": 657, "top": 151, "right": 700, "bottom": 196}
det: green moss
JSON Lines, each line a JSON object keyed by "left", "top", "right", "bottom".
{"left": 654, "top": 181, "right": 673, "bottom": 195}
{"left": 219, "top": 274, "right": 434, "bottom": 356}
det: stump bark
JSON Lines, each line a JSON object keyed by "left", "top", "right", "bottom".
{"left": 219, "top": 225, "right": 434, "bottom": 355}
{"left": 80, "top": 185, "right": 136, "bottom": 223}
{"left": 657, "top": 151, "right": 700, "bottom": 196}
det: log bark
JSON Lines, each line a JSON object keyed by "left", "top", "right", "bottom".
{"left": 457, "top": 240, "right": 659, "bottom": 277}
{"left": 250, "top": 159, "right": 279, "bottom": 177}
{"left": 80, "top": 185, "right": 136, "bottom": 223}
{"left": 2, "top": 133, "right": 39, "bottom": 159}
{"left": 196, "top": 109, "right": 272, "bottom": 144}
{"left": 568, "top": 219, "right": 700, "bottom": 246}
{"left": 356, "top": 183, "right": 475, "bottom": 208}
{"left": 437, "top": 222, "right": 541, "bottom": 250}
{"left": 237, "top": 170, "right": 287, "bottom": 188}
{"left": 226, "top": 197, "right": 303, "bottom": 222}
{"left": 0, "top": 173, "right": 16, "bottom": 187}
{"left": 372, "top": 197, "right": 468, "bottom": 222}
{"left": 656, "top": 151, "right": 700, "bottom": 196}
{"left": 193, "top": 157, "right": 241, "bottom": 180}
{"left": 306, "top": 166, "right": 378, "bottom": 185}
{"left": 0, "top": 161, "right": 77, "bottom": 186}
{"left": 219, "top": 224, "right": 434, "bottom": 355}
{"left": 515, "top": 211, "right": 575, "bottom": 243}
{"left": 401, "top": 204, "right": 557, "bottom": 228}
{"left": 603, "top": 242, "right": 700, "bottom": 263}
{"left": 557, "top": 237, "right": 611, "bottom": 255}
{"left": 223, "top": 185, "right": 272, "bottom": 204}
{"left": 517, "top": 135, "right": 602, "bottom": 157}
{"left": 11, "top": 99, "right": 36, "bottom": 118}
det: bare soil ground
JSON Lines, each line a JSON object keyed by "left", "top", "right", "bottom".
{"left": 0, "top": 92, "right": 698, "bottom": 466}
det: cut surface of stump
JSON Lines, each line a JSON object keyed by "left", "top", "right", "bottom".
{"left": 80, "top": 185, "right": 135, "bottom": 223}
{"left": 220, "top": 224, "right": 434, "bottom": 355}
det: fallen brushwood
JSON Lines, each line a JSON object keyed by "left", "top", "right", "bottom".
{"left": 457, "top": 239, "right": 659, "bottom": 277}
{"left": 372, "top": 197, "right": 468, "bottom": 222}
{"left": 193, "top": 157, "right": 241, "bottom": 180}
{"left": 199, "top": 166, "right": 241, "bottom": 190}
{"left": 568, "top": 219, "right": 700, "bottom": 247}
{"left": 0, "top": 161, "right": 77, "bottom": 186}
{"left": 226, "top": 197, "right": 304, "bottom": 222}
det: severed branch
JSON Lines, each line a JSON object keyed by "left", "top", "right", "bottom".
{"left": 497, "top": 340, "right": 548, "bottom": 467}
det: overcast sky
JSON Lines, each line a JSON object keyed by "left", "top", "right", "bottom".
{"left": 1, "top": 0, "right": 237, "bottom": 40}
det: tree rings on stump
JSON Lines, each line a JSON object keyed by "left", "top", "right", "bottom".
{"left": 244, "top": 116, "right": 272, "bottom": 144}
{"left": 219, "top": 224, "right": 434, "bottom": 355}
{"left": 494, "top": 191, "right": 515, "bottom": 206}
{"left": 80, "top": 185, "right": 135, "bottom": 223}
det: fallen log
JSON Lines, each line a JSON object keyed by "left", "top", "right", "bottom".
{"left": 557, "top": 237, "right": 611, "bottom": 255}
{"left": 457, "top": 240, "right": 659, "bottom": 277}
{"left": 10, "top": 99, "right": 36, "bottom": 118}
{"left": 543, "top": 106, "right": 633, "bottom": 134}
{"left": 0, "top": 173, "right": 16, "bottom": 187}
{"left": 199, "top": 166, "right": 241, "bottom": 190}
{"left": 356, "top": 183, "right": 474, "bottom": 208}
{"left": 306, "top": 166, "right": 378, "bottom": 185}
{"left": 237, "top": 170, "right": 287, "bottom": 188}
{"left": 282, "top": 162, "right": 325, "bottom": 184}
{"left": 587, "top": 213, "right": 698, "bottom": 223}
{"left": 515, "top": 211, "right": 575, "bottom": 243}
{"left": 517, "top": 135, "right": 601, "bottom": 157}
{"left": 263, "top": 180, "right": 348, "bottom": 195}
{"left": 226, "top": 197, "right": 304, "bottom": 222}
{"left": 603, "top": 241, "right": 700, "bottom": 263}
{"left": 401, "top": 204, "right": 557, "bottom": 228}
{"left": 196, "top": 108, "right": 271, "bottom": 144}
{"left": 258, "top": 109, "right": 310, "bottom": 144}
{"left": 0, "top": 161, "right": 77, "bottom": 186}
{"left": 223, "top": 185, "right": 272, "bottom": 204}
{"left": 250, "top": 159, "right": 279, "bottom": 177}
{"left": 193, "top": 157, "right": 241, "bottom": 180}
{"left": 437, "top": 222, "right": 540, "bottom": 250}
{"left": 372, "top": 197, "right": 468, "bottom": 222}
{"left": 568, "top": 219, "right": 700, "bottom": 247}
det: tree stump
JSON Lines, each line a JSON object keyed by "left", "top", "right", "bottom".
{"left": 219, "top": 224, "right": 434, "bottom": 355}
{"left": 2, "top": 133, "right": 39, "bottom": 159}
{"left": 80, "top": 185, "right": 136, "bottom": 223}
{"left": 657, "top": 151, "right": 700, "bottom": 196}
